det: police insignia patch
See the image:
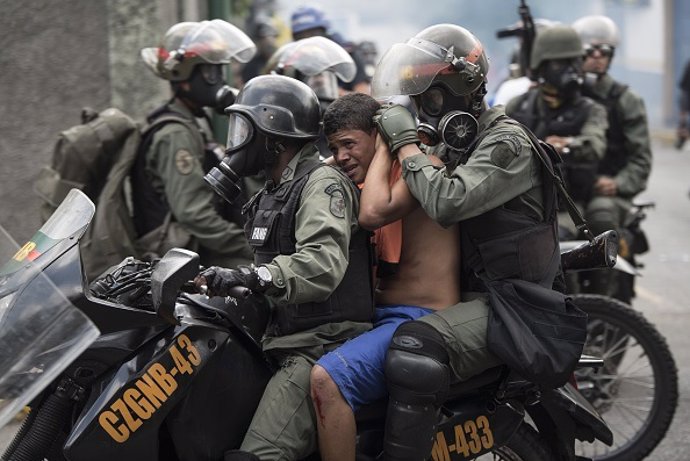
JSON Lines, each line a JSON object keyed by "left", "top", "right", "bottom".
{"left": 175, "top": 149, "right": 196, "bottom": 175}
{"left": 325, "top": 183, "right": 346, "bottom": 218}
{"left": 494, "top": 134, "right": 522, "bottom": 156}
{"left": 491, "top": 142, "right": 516, "bottom": 169}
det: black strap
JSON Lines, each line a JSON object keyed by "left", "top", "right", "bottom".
{"left": 515, "top": 122, "right": 595, "bottom": 242}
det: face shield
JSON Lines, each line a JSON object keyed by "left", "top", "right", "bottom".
{"left": 141, "top": 19, "right": 257, "bottom": 81}
{"left": 179, "top": 19, "right": 256, "bottom": 64}
{"left": 270, "top": 36, "right": 356, "bottom": 83}
{"left": 371, "top": 37, "right": 484, "bottom": 100}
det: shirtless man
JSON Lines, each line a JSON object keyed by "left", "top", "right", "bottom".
{"left": 309, "top": 93, "right": 461, "bottom": 461}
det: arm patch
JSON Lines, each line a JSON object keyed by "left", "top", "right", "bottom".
{"left": 491, "top": 142, "right": 517, "bottom": 169}
{"left": 325, "top": 183, "right": 346, "bottom": 218}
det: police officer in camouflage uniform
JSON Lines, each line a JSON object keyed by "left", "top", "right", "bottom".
{"left": 196, "top": 74, "right": 374, "bottom": 461}
{"left": 370, "top": 24, "right": 563, "bottom": 461}
{"left": 573, "top": 15, "right": 653, "bottom": 296}
{"left": 134, "top": 20, "right": 256, "bottom": 267}
{"left": 505, "top": 25, "right": 609, "bottom": 206}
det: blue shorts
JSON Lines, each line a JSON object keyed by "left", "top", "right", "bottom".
{"left": 316, "top": 305, "right": 433, "bottom": 411}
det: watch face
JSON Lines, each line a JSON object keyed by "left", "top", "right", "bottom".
{"left": 257, "top": 265, "right": 272, "bottom": 284}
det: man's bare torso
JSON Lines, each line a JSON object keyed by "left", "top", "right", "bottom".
{"left": 376, "top": 205, "right": 460, "bottom": 310}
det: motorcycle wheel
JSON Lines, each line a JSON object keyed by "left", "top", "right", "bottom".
{"left": 475, "top": 424, "right": 553, "bottom": 461}
{"left": 572, "top": 294, "right": 678, "bottom": 461}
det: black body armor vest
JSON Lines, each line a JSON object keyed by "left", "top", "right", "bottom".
{"left": 244, "top": 158, "right": 374, "bottom": 336}
{"left": 460, "top": 116, "right": 561, "bottom": 292}
{"left": 582, "top": 81, "right": 628, "bottom": 177}
{"left": 510, "top": 89, "right": 598, "bottom": 202}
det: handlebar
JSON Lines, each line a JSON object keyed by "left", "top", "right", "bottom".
{"left": 182, "top": 280, "right": 251, "bottom": 299}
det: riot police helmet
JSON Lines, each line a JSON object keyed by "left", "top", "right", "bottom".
{"left": 530, "top": 25, "right": 584, "bottom": 72}
{"left": 372, "top": 24, "right": 489, "bottom": 100}
{"left": 141, "top": 19, "right": 256, "bottom": 82}
{"left": 225, "top": 74, "right": 321, "bottom": 149}
{"left": 572, "top": 15, "right": 620, "bottom": 59}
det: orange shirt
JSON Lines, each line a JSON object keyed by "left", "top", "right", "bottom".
{"left": 371, "top": 159, "right": 403, "bottom": 278}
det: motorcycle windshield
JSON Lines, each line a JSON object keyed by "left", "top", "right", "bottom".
{"left": 0, "top": 189, "right": 100, "bottom": 430}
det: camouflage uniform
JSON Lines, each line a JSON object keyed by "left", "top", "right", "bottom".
{"left": 133, "top": 98, "right": 253, "bottom": 267}
{"left": 398, "top": 106, "right": 544, "bottom": 381}
{"left": 239, "top": 144, "right": 371, "bottom": 461}
{"left": 582, "top": 73, "right": 652, "bottom": 234}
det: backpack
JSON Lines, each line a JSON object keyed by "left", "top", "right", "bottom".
{"left": 34, "top": 106, "right": 196, "bottom": 280}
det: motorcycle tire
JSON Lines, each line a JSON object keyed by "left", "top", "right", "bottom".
{"left": 572, "top": 294, "right": 678, "bottom": 461}
{"left": 477, "top": 424, "right": 553, "bottom": 461}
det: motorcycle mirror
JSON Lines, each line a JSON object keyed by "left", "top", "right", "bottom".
{"left": 151, "top": 248, "right": 201, "bottom": 325}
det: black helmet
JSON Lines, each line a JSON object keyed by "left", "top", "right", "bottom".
{"left": 530, "top": 25, "right": 584, "bottom": 71}
{"left": 226, "top": 75, "right": 321, "bottom": 143}
{"left": 372, "top": 24, "right": 489, "bottom": 99}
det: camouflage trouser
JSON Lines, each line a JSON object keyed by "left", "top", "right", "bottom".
{"left": 239, "top": 346, "right": 324, "bottom": 461}
{"left": 417, "top": 294, "right": 502, "bottom": 382}
{"left": 584, "top": 195, "right": 632, "bottom": 297}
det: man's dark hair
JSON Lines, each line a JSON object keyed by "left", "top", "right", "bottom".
{"left": 323, "top": 93, "right": 380, "bottom": 137}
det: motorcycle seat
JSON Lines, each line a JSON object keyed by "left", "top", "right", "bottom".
{"left": 446, "top": 365, "right": 507, "bottom": 400}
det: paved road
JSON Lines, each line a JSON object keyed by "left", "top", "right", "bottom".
{"left": 1, "top": 139, "right": 688, "bottom": 459}
{"left": 624, "top": 138, "right": 690, "bottom": 461}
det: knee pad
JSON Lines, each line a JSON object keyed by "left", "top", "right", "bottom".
{"left": 385, "top": 321, "right": 450, "bottom": 405}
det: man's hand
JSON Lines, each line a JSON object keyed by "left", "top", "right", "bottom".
{"left": 545, "top": 135, "right": 573, "bottom": 155}
{"left": 373, "top": 104, "right": 420, "bottom": 153}
{"left": 594, "top": 176, "right": 618, "bottom": 196}
{"left": 194, "top": 265, "right": 258, "bottom": 297}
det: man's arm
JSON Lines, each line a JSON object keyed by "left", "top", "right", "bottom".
{"left": 397, "top": 124, "right": 537, "bottom": 227}
{"left": 151, "top": 126, "right": 252, "bottom": 261}
{"left": 263, "top": 168, "right": 357, "bottom": 305}
{"left": 359, "top": 135, "right": 419, "bottom": 230}
{"left": 611, "top": 90, "right": 652, "bottom": 198}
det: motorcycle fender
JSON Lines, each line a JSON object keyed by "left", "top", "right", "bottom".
{"left": 541, "top": 383, "right": 613, "bottom": 446}
{"left": 63, "top": 325, "right": 229, "bottom": 461}
{"left": 431, "top": 398, "right": 524, "bottom": 461}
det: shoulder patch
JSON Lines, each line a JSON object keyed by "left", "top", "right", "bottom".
{"left": 175, "top": 149, "right": 196, "bottom": 175}
{"left": 325, "top": 182, "right": 346, "bottom": 218}
{"left": 493, "top": 134, "right": 523, "bottom": 156}
{"left": 491, "top": 142, "right": 516, "bottom": 169}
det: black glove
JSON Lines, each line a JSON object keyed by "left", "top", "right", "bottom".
{"left": 373, "top": 104, "right": 420, "bottom": 153}
{"left": 196, "top": 265, "right": 259, "bottom": 297}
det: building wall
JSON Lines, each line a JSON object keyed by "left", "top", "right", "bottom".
{"left": 0, "top": 0, "right": 189, "bottom": 242}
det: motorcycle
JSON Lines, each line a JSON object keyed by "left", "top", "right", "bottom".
{"left": 0, "top": 189, "right": 614, "bottom": 461}
{"left": 560, "top": 201, "right": 679, "bottom": 461}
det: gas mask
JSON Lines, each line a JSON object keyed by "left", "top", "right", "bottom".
{"left": 204, "top": 113, "right": 277, "bottom": 204}
{"left": 180, "top": 64, "right": 237, "bottom": 115}
{"left": 538, "top": 58, "right": 584, "bottom": 102}
{"left": 412, "top": 85, "right": 479, "bottom": 151}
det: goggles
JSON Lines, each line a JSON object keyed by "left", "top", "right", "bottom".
{"left": 226, "top": 113, "right": 254, "bottom": 150}
{"left": 584, "top": 43, "right": 614, "bottom": 58}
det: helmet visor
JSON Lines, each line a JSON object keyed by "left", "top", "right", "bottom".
{"left": 306, "top": 71, "right": 339, "bottom": 102}
{"left": 181, "top": 19, "right": 257, "bottom": 64}
{"left": 372, "top": 39, "right": 455, "bottom": 99}
{"left": 272, "top": 36, "right": 356, "bottom": 82}
{"left": 226, "top": 113, "right": 254, "bottom": 150}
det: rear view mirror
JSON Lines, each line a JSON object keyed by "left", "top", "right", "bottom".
{"left": 151, "top": 248, "right": 200, "bottom": 325}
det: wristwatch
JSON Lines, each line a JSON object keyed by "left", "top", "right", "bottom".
{"left": 255, "top": 265, "right": 273, "bottom": 290}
